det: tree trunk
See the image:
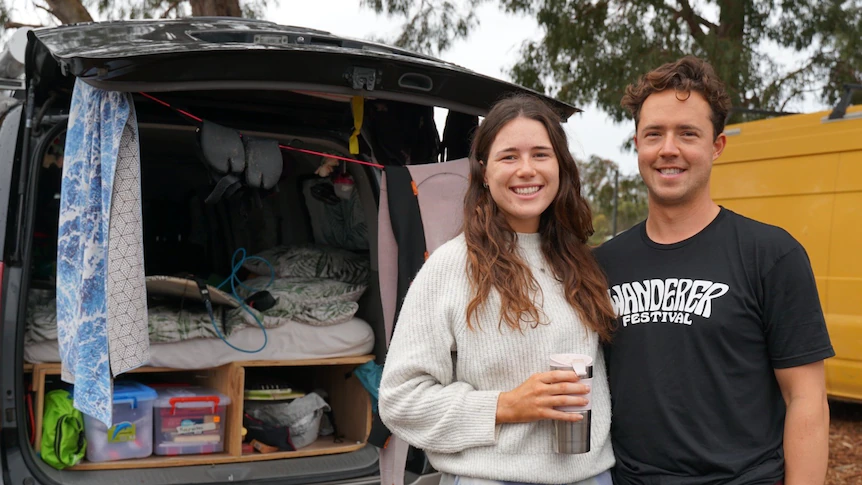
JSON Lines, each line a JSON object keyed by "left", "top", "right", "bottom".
{"left": 44, "top": 0, "right": 94, "bottom": 24}
{"left": 189, "top": 0, "right": 243, "bottom": 17}
{"left": 715, "top": 0, "right": 747, "bottom": 108}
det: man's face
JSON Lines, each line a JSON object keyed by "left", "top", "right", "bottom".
{"left": 634, "top": 89, "right": 726, "bottom": 208}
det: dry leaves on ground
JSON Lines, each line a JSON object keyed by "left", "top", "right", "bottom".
{"left": 827, "top": 400, "right": 862, "bottom": 485}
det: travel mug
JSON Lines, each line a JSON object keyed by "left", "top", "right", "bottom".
{"left": 549, "top": 353, "right": 593, "bottom": 454}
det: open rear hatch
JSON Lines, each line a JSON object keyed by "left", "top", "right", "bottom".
{"left": 27, "top": 17, "right": 577, "bottom": 118}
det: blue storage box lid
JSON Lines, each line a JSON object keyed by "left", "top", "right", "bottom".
{"left": 113, "top": 381, "right": 157, "bottom": 409}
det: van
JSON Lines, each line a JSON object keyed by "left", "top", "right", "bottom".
{"left": 0, "top": 18, "right": 578, "bottom": 485}
{"left": 714, "top": 93, "right": 862, "bottom": 402}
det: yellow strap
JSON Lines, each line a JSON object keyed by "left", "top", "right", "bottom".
{"left": 350, "top": 96, "right": 364, "bottom": 154}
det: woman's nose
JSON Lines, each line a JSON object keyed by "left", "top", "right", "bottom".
{"left": 516, "top": 156, "right": 537, "bottom": 176}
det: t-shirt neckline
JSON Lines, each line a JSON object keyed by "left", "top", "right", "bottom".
{"left": 640, "top": 207, "right": 728, "bottom": 250}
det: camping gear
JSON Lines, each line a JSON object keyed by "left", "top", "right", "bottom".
{"left": 41, "top": 389, "right": 87, "bottom": 469}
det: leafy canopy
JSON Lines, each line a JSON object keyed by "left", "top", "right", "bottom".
{"left": 365, "top": 0, "right": 862, "bottom": 121}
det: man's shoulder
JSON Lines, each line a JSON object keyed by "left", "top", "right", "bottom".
{"left": 721, "top": 208, "right": 801, "bottom": 251}
{"left": 593, "top": 221, "right": 645, "bottom": 261}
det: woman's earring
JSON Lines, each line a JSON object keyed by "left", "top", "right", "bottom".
{"left": 482, "top": 182, "right": 488, "bottom": 189}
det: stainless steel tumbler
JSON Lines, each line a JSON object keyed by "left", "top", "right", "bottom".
{"left": 550, "top": 354, "right": 593, "bottom": 454}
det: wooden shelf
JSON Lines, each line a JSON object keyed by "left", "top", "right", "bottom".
{"left": 30, "top": 356, "right": 373, "bottom": 471}
{"left": 69, "top": 434, "right": 368, "bottom": 470}
{"left": 237, "top": 355, "right": 374, "bottom": 367}
{"left": 70, "top": 452, "right": 236, "bottom": 470}
{"left": 239, "top": 435, "right": 366, "bottom": 462}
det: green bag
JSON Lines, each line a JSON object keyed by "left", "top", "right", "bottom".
{"left": 41, "top": 389, "right": 86, "bottom": 469}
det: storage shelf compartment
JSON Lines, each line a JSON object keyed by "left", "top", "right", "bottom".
{"left": 29, "top": 355, "right": 374, "bottom": 471}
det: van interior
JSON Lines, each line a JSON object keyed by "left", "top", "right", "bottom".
{"left": 12, "top": 86, "right": 465, "bottom": 484}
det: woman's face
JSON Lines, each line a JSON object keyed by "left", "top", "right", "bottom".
{"left": 483, "top": 117, "right": 560, "bottom": 233}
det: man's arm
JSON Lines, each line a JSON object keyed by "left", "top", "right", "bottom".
{"left": 774, "top": 361, "right": 830, "bottom": 485}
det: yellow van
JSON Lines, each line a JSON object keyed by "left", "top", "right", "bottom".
{"left": 714, "top": 102, "right": 862, "bottom": 402}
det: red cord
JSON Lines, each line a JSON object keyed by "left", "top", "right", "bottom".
{"left": 137, "top": 92, "right": 384, "bottom": 168}
{"left": 26, "top": 391, "right": 35, "bottom": 445}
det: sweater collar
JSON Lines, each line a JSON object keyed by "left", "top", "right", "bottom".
{"left": 516, "top": 232, "right": 542, "bottom": 250}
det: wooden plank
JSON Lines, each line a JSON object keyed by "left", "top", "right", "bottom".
{"left": 201, "top": 364, "right": 244, "bottom": 458}
{"left": 320, "top": 366, "right": 371, "bottom": 443}
{"left": 33, "top": 366, "right": 48, "bottom": 451}
{"left": 238, "top": 355, "right": 374, "bottom": 367}
{"left": 237, "top": 436, "right": 366, "bottom": 462}
{"left": 70, "top": 452, "right": 236, "bottom": 470}
{"left": 38, "top": 363, "right": 192, "bottom": 376}
{"left": 68, "top": 436, "right": 366, "bottom": 470}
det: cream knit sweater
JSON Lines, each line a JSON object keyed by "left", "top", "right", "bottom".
{"left": 378, "top": 233, "right": 614, "bottom": 484}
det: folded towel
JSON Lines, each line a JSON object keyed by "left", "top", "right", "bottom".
{"left": 57, "top": 79, "right": 149, "bottom": 427}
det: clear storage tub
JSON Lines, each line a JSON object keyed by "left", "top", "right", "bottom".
{"left": 83, "top": 381, "right": 157, "bottom": 462}
{"left": 153, "top": 387, "right": 231, "bottom": 456}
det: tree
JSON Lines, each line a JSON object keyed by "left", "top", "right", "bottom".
{"left": 1, "top": 0, "right": 272, "bottom": 33}
{"left": 577, "top": 155, "right": 648, "bottom": 245}
{"left": 364, "top": 0, "right": 862, "bottom": 123}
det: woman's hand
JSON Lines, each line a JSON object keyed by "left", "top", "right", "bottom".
{"left": 495, "top": 370, "right": 589, "bottom": 423}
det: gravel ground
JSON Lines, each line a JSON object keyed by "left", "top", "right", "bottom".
{"left": 827, "top": 400, "right": 862, "bottom": 485}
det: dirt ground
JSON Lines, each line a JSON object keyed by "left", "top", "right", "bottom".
{"left": 827, "top": 400, "right": 862, "bottom": 485}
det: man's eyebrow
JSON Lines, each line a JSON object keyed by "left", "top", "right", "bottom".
{"left": 639, "top": 123, "right": 704, "bottom": 132}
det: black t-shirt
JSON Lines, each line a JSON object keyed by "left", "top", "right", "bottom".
{"left": 593, "top": 208, "right": 834, "bottom": 485}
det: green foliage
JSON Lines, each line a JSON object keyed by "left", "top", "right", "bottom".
{"left": 1, "top": 0, "right": 272, "bottom": 36}
{"left": 361, "top": 0, "right": 487, "bottom": 53}
{"left": 366, "top": 0, "right": 862, "bottom": 124}
{"left": 91, "top": 0, "right": 271, "bottom": 20}
{"left": 576, "top": 155, "right": 648, "bottom": 245}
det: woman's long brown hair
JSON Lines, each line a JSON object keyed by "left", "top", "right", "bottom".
{"left": 464, "top": 94, "right": 616, "bottom": 342}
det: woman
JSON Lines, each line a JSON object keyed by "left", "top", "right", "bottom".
{"left": 378, "top": 94, "right": 616, "bottom": 485}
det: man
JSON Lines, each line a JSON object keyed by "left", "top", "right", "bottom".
{"left": 594, "top": 56, "right": 834, "bottom": 485}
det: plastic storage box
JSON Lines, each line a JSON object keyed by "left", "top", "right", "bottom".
{"left": 83, "top": 381, "right": 157, "bottom": 463}
{"left": 153, "top": 387, "right": 231, "bottom": 456}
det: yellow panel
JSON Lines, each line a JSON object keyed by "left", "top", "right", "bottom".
{"left": 721, "top": 106, "right": 862, "bottom": 164}
{"left": 825, "top": 358, "right": 862, "bottom": 402}
{"left": 836, "top": 150, "right": 862, "bottom": 192}
{"left": 824, "top": 312, "right": 862, "bottom": 401}
{"left": 720, "top": 124, "right": 862, "bottom": 164}
{"left": 715, "top": 195, "right": 833, "bottom": 277}
{"left": 711, "top": 154, "right": 839, "bottom": 200}
{"left": 828, "top": 193, "right": 862, "bottom": 279}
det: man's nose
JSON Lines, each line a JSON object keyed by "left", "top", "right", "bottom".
{"left": 659, "top": 134, "right": 680, "bottom": 157}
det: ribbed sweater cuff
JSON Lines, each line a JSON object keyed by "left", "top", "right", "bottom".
{"left": 459, "top": 390, "right": 502, "bottom": 447}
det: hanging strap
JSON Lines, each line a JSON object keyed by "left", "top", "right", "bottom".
{"left": 349, "top": 96, "right": 364, "bottom": 155}
{"left": 385, "top": 165, "right": 428, "bottom": 330}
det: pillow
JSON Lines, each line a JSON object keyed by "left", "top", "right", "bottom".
{"left": 244, "top": 245, "right": 369, "bottom": 285}
{"left": 232, "top": 277, "right": 367, "bottom": 327}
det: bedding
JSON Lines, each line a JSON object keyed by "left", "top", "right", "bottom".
{"left": 26, "top": 273, "right": 369, "bottom": 345}
{"left": 243, "top": 244, "right": 370, "bottom": 285}
{"left": 24, "top": 316, "right": 375, "bottom": 369}
{"left": 235, "top": 276, "right": 366, "bottom": 328}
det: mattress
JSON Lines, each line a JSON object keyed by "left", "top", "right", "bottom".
{"left": 25, "top": 317, "right": 375, "bottom": 369}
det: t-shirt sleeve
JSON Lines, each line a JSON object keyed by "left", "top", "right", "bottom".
{"left": 762, "top": 245, "right": 835, "bottom": 368}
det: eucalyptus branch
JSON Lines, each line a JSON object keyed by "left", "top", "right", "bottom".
{"left": 4, "top": 20, "right": 45, "bottom": 29}
{"left": 161, "top": 0, "right": 183, "bottom": 18}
